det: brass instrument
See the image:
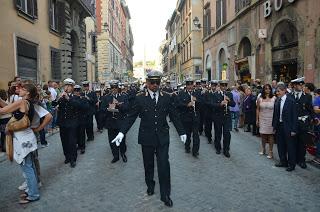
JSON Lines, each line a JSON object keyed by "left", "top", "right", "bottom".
{"left": 223, "top": 91, "right": 228, "bottom": 115}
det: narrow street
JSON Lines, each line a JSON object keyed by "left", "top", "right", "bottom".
{"left": 1, "top": 120, "right": 319, "bottom": 212}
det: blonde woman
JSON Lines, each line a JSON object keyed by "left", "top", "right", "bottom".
{"left": 256, "top": 84, "right": 276, "bottom": 159}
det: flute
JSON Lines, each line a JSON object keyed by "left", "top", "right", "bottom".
{"left": 223, "top": 91, "right": 228, "bottom": 115}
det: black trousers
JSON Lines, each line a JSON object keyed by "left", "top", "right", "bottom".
{"left": 85, "top": 115, "right": 94, "bottom": 140}
{"left": 182, "top": 120, "right": 200, "bottom": 154}
{"left": 296, "top": 129, "right": 308, "bottom": 164}
{"left": 77, "top": 125, "right": 86, "bottom": 150}
{"left": 204, "top": 115, "right": 213, "bottom": 142}
{"left": 60, "top": 126, "right": 78, "bottom": 162}
{"left": 95, "top": 111, "right": 104, "bottom": 130}
{"left": 213, "top": 116, "right": 231, "bottom": 152}
{"left": 108, "top": 128, "right": 126, "bottom": 159}
{"left": 198, "top": 106, "right": 206, "bottom": 133}
{"left": 276, "top": 123, "right": 296, "bottom": 167}
{"left": 141, "top": 144, "right": 171, "bottom": 199}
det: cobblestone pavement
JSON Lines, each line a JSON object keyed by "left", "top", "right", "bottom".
{"left": 1, "top": 120, "right": 320, "bottom": 212}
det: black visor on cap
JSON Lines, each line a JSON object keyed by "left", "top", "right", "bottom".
{"left": 149, "top": 79, "right": 161, "bottom": 85}
{"left": 186, "top": 81, "right": 194, "bottom": 85}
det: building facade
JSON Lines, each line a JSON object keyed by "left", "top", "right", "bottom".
{"left": 0, "top": 0, "right": 95, "bottom": 88}
{"left": 96, "top": 0, "right": 133, "bottom": 82}
{"left": 162, "top": 0, "right": 203, "bottom": 84}
{"left": 202, "top": 0, "right": 320, "bottom": 86}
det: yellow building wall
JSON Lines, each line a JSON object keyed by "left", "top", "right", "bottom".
{"left": 0, "top": 0, "right": 60, "bottom": 89}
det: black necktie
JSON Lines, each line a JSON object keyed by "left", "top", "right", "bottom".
{"left": 153, "top": 93, "right": 157, "bottom": 105}
{"left": 295, "top": 93, "right": 299, "bottom": 100}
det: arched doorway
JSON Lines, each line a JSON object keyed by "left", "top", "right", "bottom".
{"left": 218, "top": 48, "right": 227, "bottom": 80}
{"left": 205, "top": 54, "right": 212, "bottom": 81}
{"left": 271, "top": 20, "right": 298, "bottom": 83}
{"left": 236, "top": 37, "right": 252, "bottom": 83}
{"left": 71, "top": 30, "right": 80, "bottom": 83}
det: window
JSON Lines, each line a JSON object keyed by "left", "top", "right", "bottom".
{"left": 91, "top": 34, "right": 96, "bottom": 54}
{"left": 111, "top": 0, "right": 115, "bottom": 9}
{"left": 203, "top": 5, "right": 211, "bottom": 37}
{"left": 189, "top": 41, "right": 191, "bottom": 58}
{"left": 15, "top": 0, "right": 38, "bottom": 19}
{"left": 216, "top": 0, "right": 226, "bottom": 29}
{"left": 51, "top": 48, "right": 61, "bottom": 80}
{"left": 49, "top": 0, "right": 66, "bottom": 34}
{"left": 235, "top": 0, "right": 251, "bottom": 13}
{"left": 17, "top": 38, "right": 38, "bottom": 82}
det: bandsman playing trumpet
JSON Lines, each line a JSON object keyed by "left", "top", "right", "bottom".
{"left": 209, "top": 80, "right": 235, "bottom": 158}
{"left": 176, "top": 78, "right": 201, "bottom": 157}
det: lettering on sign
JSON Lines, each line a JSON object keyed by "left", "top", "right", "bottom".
{"left": 264, "top": 0, "right": 297, "bottom": 18}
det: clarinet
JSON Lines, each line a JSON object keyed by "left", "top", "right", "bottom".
{"left": 223, "top": 91, "right": 228, "bottom": 115}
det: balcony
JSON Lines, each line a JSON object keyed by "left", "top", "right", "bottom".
{"left": 78, "top": 0, "right": 95, "bottom": 17}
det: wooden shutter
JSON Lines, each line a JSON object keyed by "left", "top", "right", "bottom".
{"left": 208, "top": 9, "right": 211, "bottom": 35}
{"left": 216, "top": 0, "right": 221, "bottom": 29}
{"left": 203, "top": 11, "right": 207, "bottom": 37}
{"left": 33, "top": 0, "right": 38, "bottom": 19}
{"left": 222, "top": 0, "right": 226, "bottom": 25}
{"left": 15, "top": 0, "right": 22, "bottom": 10}
{"left": 49, "top": 0, "right": 53, "bottom": 29}
{"left": 57, "top": 1, "right": 66, "bottom": 34}
{"left": 51, "top": 48, "right": 61, "bottom": 80}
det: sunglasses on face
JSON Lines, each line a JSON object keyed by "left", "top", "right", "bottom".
{"left": 149, "top": 80, "right": 161, "bottom": 85}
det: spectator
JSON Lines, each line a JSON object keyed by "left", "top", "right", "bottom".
{"left": 256, "top": 84, "right": 276, "bottom": 158}
{"left": 271, "top": 79, "right": 277, "bottom": 94}
{"left": 230, "top": 86, "right": 240, "bottom": 132}
{"left": 243, "top": 87, "right": 257, "bottom": 135}
{"left": 313, "top": 88, "right": 320, "bottom": 163}
{"left": 0, "top": 89, "right": 11, "bottom": 152}
{"left": 238, "top": 85, "right": 246, "bottom": 128}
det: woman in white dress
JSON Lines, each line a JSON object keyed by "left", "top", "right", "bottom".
{"left": 0, "top": 83, "right": 40, "bottom": 204}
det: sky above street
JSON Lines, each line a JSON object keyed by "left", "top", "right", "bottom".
{"left": 126, "top": 0, "right": 177, "bottom": 63}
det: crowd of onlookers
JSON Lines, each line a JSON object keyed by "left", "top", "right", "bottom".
{"left": 228, "top": 79, "right": 320, "bottom": 164}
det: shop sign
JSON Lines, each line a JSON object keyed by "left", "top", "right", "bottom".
{"left": 264, "top": 0, "right": 297, "bottom": 18}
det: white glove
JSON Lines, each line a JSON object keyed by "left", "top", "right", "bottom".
{"left": 111, "top": 132, "right": 124, "bottom": 146}
{"left": 180, "top": 134, "right": 187, "bottom": 144}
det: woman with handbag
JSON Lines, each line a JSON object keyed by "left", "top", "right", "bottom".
{"left": 0, "top": 83, "right": 40, "bottom": 204}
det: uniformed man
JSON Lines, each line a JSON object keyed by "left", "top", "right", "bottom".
{"left": 162, "top": 80, "right": 174, "bottom": 93}
{"left": 176, "top": 78, "right": 200, "bottom": 157}
{"left": 74, "top": 85, "right": 90, "bottom": 154}
{"left": 94, "top": 88, "right": 104, "bottom": 133}
{"left": 290, "top": 77, "right": 314, "bottom": 169}
{"left": 101, "top": 80, "right": 129, "bottom": 163}
{"left": 55, "top": 78, "right": 84, "bottom": 168}
{"left": 82, "top": 81, "right": 98, "bottom": 141}
{"left": 209, "top": 80, "right": 235, "bottom": 157}
{"left": 111, "top": 70, "right": 186, "bottom": 207}
{"left": 203, "top": 80, "right": 218, "bottom": 143}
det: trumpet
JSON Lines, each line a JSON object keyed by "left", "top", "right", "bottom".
{"left": 191, "top": 95, "right": 197, "bottom": 115}
{"left": 223, "top": 92, "right": 228, "bottom": 115}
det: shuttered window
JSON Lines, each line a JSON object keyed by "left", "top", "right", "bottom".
{"left": 236, "top": 0, "right": 251, "bottom": 13}
{"left": 17, "top": 38, "right": 38, "bottom": 82}
{"left": 15, "top": 0, "right": 38, "bottom": 19}
{"left": 51, "top": 48, "right": 61, "bottom": 81}
{"left": 216, "top": 0, "right": 226, "bottom": 29}
{"left": 204, "top": 5, "right": 211, "bottom": 37}
{"left": 49, "top": 0, "right": 66, "bottom": 35}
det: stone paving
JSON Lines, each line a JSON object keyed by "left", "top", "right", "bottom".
{"left": 0, "top": 120, "right": 320, "bottom": 212}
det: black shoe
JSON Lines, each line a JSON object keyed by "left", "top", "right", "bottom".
{"left": 216, "top": 150, "right": 221, "bottom": 154}
{"left": 70, "top": 161, "right": 76, "bottom": 168}
{"left": 161, "top": 196, "right": 173, "bottom": 207}
{"left": 286, "top": 166, "right": 295, "bottom": 172}
{"left": 208, "top": 140, "right": 212, "bottom": 144}
{"left": 223, "top": 151, "right": 230, "bottom": 158}
{"left": 80, "top": 149, "right": 85, "bottom": 154}
{"left": 111, "top": 158, "right": 119, "bottom": 163}
{"left": 64, "top": 159, "right": 70, "bottom": 164}
{"left": 185, "top": 149, "right": 191, "bottom": 153}
{"left": 299, "top": 162, "right": 307, "bottom": 169}
{"left": 275, "top": 162, "right": 288, "bottom": 168}
{"left": 192, "top": 152, "right": 199, "bottom": 158}
{"left": 147, "top": 187, "right": 154, "bottom": 196}
{"left": 121, "top": 154, "right": 127, "bottom": 163}
{"left": 199, "top": 131, "right": 203, "bottom": 135}
{"left": 87, "top": 138, "right": 94, "bottom": 142}
{"left": 234, "top": 128, "right": 239, "bottom": 132}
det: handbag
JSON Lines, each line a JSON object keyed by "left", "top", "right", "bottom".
{"left": 5, "top": 134, "right": 13, "bottom": 161}
{"left": 6, "top": 115, "right": 30, "bottom": 132}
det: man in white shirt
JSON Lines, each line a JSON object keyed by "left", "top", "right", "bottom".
{"left": 48, "top": 80, "right": 57, "bottom": 101}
